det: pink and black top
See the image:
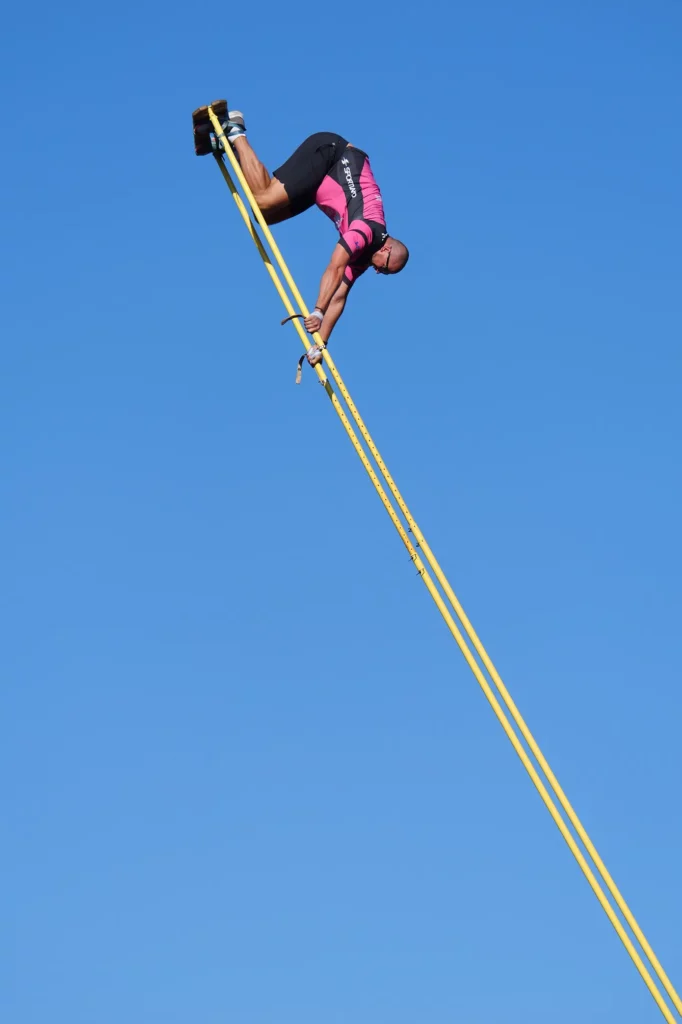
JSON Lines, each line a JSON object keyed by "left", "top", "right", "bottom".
{"left": 315, "top": 147, "right": 388, "bottom": 286}
{"left": 273, "top": 133, "right": 388, "bottom": 288}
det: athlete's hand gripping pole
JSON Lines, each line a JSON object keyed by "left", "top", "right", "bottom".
{"left": 281, "top": 313, "right": 326, "bottom": 380}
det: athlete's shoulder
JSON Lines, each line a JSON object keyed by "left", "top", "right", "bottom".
{"left": 363, "top": 220, "right": 389, "bottom": 249}
{"left": 344, "top": 262, "right": 369, "bottom": 287}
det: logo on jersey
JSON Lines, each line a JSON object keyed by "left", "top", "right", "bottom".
{"left": 341, "top": 157, "right": 357, "bottom": 198}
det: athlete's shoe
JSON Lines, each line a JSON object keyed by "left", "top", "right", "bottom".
{"left": 193, "top": 123, "right": 213, "bottom": 156}
{"left": 224, "top": 110, "right": 246, "bottom": 143}
{"left": 208, "top": 111, "right": 246, "bottom": 152}
{"left": 192, "top": 99, "right": 228, "bottom": 156}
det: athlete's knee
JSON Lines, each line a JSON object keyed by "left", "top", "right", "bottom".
{"left": 249, "top": 185, "right": 270, "bottom": 210}
{"left": 252, "top": 188, "right": 269, "bottom": 209}
{"left": 254, "top": 181, "right": 290, "bottom": 222}
{"left": 252, "top": 193, "right": 276, "bottom": 224}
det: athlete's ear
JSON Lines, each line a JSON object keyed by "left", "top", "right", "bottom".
{"left": 370, "top": 244, "right": 388, "bottom": 265}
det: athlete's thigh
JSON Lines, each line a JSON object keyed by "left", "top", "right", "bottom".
{"left": 273, "top": 133, "right": 347, "bottom": 215}
{"left": 257, "top": 177, "right": 291, "bottom": 218}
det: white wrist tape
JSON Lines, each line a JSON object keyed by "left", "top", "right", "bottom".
{"left": 312, "top": 308, "right": 324, "bottom": 321}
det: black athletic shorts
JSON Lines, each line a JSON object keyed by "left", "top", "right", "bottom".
{"left": 274, "top": 132, "right": 349, "bottom": 216}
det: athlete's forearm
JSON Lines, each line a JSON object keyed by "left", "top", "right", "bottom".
{"left": 315, "top": 263, "right": 346, "bottom": 315}
{"left": 319, "top": 293, "right": 347, "bottom": 342}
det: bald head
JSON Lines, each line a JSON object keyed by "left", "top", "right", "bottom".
{"left": 372, "top": 236, "right": 410, "bottom": 275}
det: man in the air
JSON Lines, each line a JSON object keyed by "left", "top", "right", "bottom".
{"left": 213, "top": 112, "right": 409, "bottom": 364}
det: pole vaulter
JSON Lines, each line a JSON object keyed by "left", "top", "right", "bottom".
{"left": 192, "top": 99, "right": 681, "bottom": 1023}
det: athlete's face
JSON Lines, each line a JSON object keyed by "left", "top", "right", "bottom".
{"left": 373, "top": 244, "right": 392, "bottom": 274}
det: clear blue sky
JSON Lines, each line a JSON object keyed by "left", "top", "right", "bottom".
{"left": 2, "top": 2, "right": 681, "bottom": 1022}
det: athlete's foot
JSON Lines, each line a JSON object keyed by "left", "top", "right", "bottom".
{"left": 208, "top": 111, "right": 246, "bottom": 152}
{"left": 225, "top": 110, "right": 246, "bottom": 143}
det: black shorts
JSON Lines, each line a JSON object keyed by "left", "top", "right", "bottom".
{"left": 274, "top": 132, "right": 349, "bottom": 215}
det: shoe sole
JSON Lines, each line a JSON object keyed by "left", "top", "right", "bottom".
{"left": 192, "top": 99, "right": 227, "bottom": 127}
{"left": 192, "top": 99, "right": 228, "bottom": 155}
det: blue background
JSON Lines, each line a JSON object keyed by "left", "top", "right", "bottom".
{"left": 2, "top": 1, "right": 681, "bottom": 1021}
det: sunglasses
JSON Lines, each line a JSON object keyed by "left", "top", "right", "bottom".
{"left": 377, "top": 244, "right": 392, "bottom": 274}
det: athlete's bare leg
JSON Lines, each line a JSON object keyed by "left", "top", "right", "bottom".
{"left": 231, "top": 136, "right": 292, "bottom": 224}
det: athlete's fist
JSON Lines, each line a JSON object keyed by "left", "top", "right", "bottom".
{"left": 304, "top": 309, "right": 324, "bottom": 333}
{"left": 306, "top": 344, "right": 325, "bottom": 368}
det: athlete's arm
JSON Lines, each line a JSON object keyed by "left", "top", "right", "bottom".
{"left": 318, "top": 281, "right": 350, "bottom": 342}
{"left": 303, "top": 244, "right": 351, "bottom": 334}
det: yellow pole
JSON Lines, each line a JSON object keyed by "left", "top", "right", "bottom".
{"left": 206, "top": 114, "right": 680, "bottom": 1022}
